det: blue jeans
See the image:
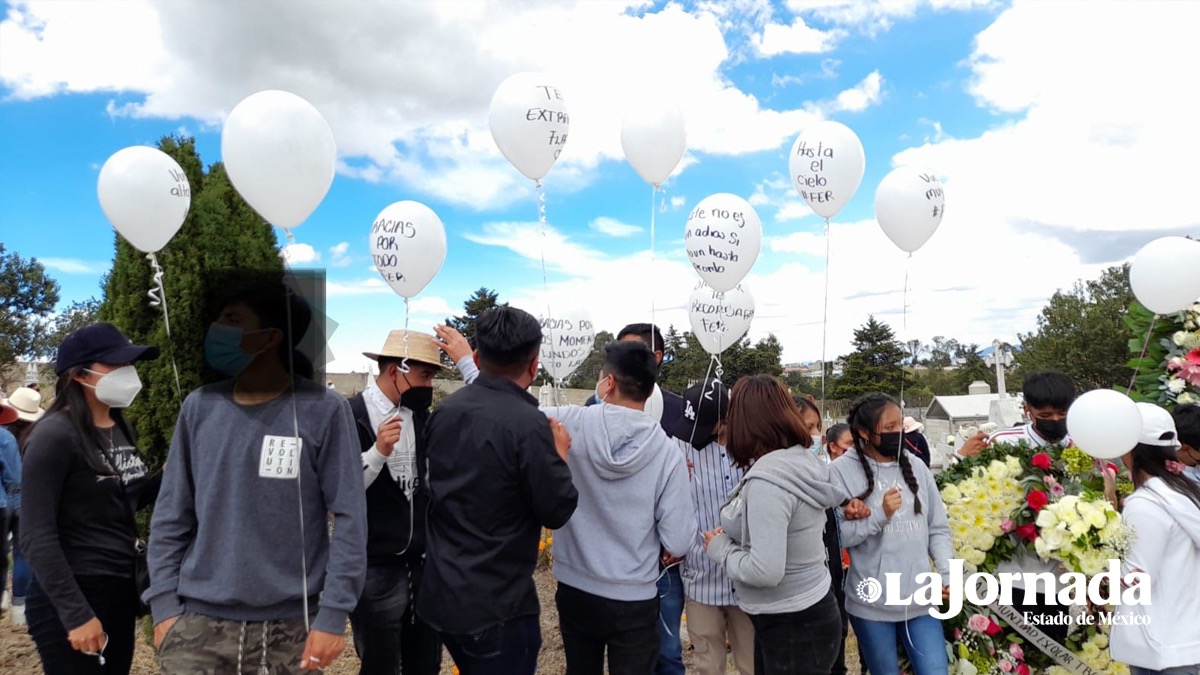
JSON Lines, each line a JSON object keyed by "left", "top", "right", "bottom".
{"left": 656, "top": 566, "right": 685, "bottom": 675}
{"left": 10, "top": 512, "right": 31, "bottom": 600}
{"left": 1131, "top": 667, "right": 1200, "bottom": 675}
{"left": 441, "top": 615, "right": 541, "bottom": 675}
{"left": 850, "top": 614, "right": 949, "bottom": 675}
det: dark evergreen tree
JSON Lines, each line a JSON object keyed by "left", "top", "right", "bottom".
{"left": 0, "top": 244, "right": 60, "bottom": 374}
{"left": 99, "top": 135, "right": 282, "bottom": 468}
{"left": 833, "top": 315, "right": 908, "bottom": 399}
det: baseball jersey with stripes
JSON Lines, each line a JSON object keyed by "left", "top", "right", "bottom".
{"left": 676, "top": 438, "right": 744, "bottom": 607}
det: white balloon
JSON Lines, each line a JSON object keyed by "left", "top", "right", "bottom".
{"left": 644, "top": 384, "right": 664, "bottom": 423}
{"left": 369, "top": 201, "right": 448, "bottom": 298}
{"left": 221, "top": 90, "right": 337, "bottom": 230}
{"left": 1129, "top": 237, "right": 1200, "bottom": 314}
{"left": 97, "top": 146, "right": 191, "bottom": 253}
{"left": 489, "top": 73, "right": 569, "bottom": 181}
{"left": 789, "top": 121, "right": 865, "bottom": 219}
{"left": 684, "top": 194, "right": 762, "bottom": 293}
{"left": 1066, "top": 389, "right": 1143, "bottom": 460}
{"left": 621, "top": 103, "right": 686, "bottom": 186}
{"left": 874, "top": 166, "right": 946, "bottom": 253}
{"left": 689, "top": 284, "right": 755, "bottom": 355}
{"left": 538, "top": 306, "right": 594, "bottom": 382}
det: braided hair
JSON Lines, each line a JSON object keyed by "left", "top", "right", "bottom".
{"left": 846, "top": 392, "right": 923, "bottom": 515}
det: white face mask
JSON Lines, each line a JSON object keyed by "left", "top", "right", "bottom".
{"left": 83, "top": 365, "right": 143, "bottom": 408}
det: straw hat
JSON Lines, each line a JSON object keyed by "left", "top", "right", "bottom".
{"left": 362, "top": 330, "right": 444, "bottom": 369}
{"left": 6, "top": 387, "right": 44, "bottom": 423}
{"left": 903, "top": 416, "right": 925, "bottom": 434}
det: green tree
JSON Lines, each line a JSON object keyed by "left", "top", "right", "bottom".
{"left": 99, "top": 135, "right": 282, "bottom": 469}
{"left": 722, "top": 334, "right": 784, "bottom": 382}
{"left": 0, "top": 244, "right": 61, "bottom": 367}
{"left": 1015, "top": 264, "right": 1133, "bottom": 392}
{"left": 833, "top": 315, "right": 907, "bottom": 400}
{"left": 446, "top": 287, "right": 504, "bottom": 348}
{"left": 567, "top": 330, "right": 615, "bottom": 389}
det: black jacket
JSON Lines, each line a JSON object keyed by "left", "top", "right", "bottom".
{"left": 347, "top": 393, "right": 429, "bottom": 567}
{"left": 417, "top": 372, "right": 578, "bottom": 635}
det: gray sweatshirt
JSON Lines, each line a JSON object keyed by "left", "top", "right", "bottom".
{"left": 541, "top": 403, "right": 696, "bottom": 602}
{"left": 145, "top": 380, "right": 367, "bottom": 635}
{"left": 706, "top": 445, "right": 848, "bottom": 614}
{"left": 830, "top": 449, "right": 953, "bottom": 623}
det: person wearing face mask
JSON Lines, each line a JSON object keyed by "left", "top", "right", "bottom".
{"left": 345, "top": 330, "right": 447, "bottom": 675}
{"left": 20, "top": 323, "right": 162, "bottom": 674}
{"left": 831, "top": 393, "right": 952, "bottom": 675}
{"left": 146, "top": 279, "right": 366, "bottom": 674}
{"left": 953, "top": 371, "right": 1076, "bottom": 460}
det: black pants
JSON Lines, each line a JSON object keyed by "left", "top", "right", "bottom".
{"left": 555, "top": 582, "right": 660, "bottom": 675}
{"left": 26, "top": 575, "right": 139, "bottom": 675}
{"left": 441, "top": 614, "right": 542, "bottom": 675}
{"left": 750, "top": 590, "right": 842, "bottom": 675}
{"left": 350, "top": 563, "right": 442, "bottom": 675}
{"left": 831, "top": 584, "right": 850, "bottom": 675}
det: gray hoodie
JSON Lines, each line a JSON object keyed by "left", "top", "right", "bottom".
{"left": 541, "top": 403, "right": 695, "bottom": 602}
{"left": 830, "top": 448, "right": 952, "bottom": 623}
{"left": 706, "top": 445, "right": 848, "bottom": 614}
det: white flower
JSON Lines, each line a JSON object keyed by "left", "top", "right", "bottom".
{"left": 948, "top": 435, "right": 957, "bottom": 445}
{"left": 1180, "top": 392, "right": 1198, "bottom": 405}
{"left": 1174, "top": 331, "right": 1189, "bottom": 346}
{"left": 1169, "top": 378, "right": 1187, "bottom": 394}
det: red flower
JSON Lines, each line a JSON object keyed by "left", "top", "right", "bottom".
{"left": 985, "top": 619, "right": 1003, "bottom": 636}
{"left": 1032, "top": 453, "right": 1052, "bottom": 470}
{"left": 1016, "top": 523, "right": 1038, "bottom": 542}
{"left": 1027, "top": 490, "right": 1049, "bottom": 512}
{"left": 1018, "top": 665, "right": 1031, "bottom": 675}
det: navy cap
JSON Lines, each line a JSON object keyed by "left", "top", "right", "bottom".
{"left": 55, "top": 323, "right": 160, "bottom": 375}
{"left": 672, "top": 378, "right": 729, "bottom": 450}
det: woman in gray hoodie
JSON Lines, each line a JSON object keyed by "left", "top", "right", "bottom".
{"left": 704, "top": 375, "right": 849, "bottom": 675}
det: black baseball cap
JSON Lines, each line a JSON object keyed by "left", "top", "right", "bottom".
{"left": 672, "top": 378, "right": 730, "bottom": 450}
{"left": 55, "top": 323, "right": 160, "bottom": 375}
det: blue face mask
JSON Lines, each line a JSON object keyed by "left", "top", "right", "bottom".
{"left": 205, "top": 323, "right": 269, "bottom": 376}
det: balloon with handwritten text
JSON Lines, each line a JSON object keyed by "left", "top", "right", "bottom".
{"left": 97, "top": 146, "right": 192, "bottom": 253}
{"left": 538, "top": 306, "right": 594, "bottom": 382}
{"left": 689, "top": 284, "right": 755, "bottom": 355}
{"left": 222, "top": 90, "right": 336, "bottom": 232}
{"left": 489, "top": 73, "right": 569, "bottom": 182}
{"left": 684, "top": 194, "right": 762, "bottom": 293}
{"left": 621, "top": 103, "right": 686, "bottom": 186}
{"left": 369, "top": 201, "right": 447, "bottom": 299}
{"left": 874, "top": 167, "right": 946, "bottom": 253}
{"left": 789, "top": 121, "right": 865, "bottom": 219}
{"left": 1128, "top": 237, "right": 1200, "bottom": 314}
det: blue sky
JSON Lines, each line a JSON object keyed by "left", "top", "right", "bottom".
{"left": 2, "top": 0, "right": 1196, "bottom": 374}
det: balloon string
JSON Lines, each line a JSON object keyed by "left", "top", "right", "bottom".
{"left": 688, "top": 356, "right": 719, "bottom": 448}
{"left": 714, "top": 353, "right": 724, "bottom": 381}
{"left": 400, "top": 298, "right": 412, "bottom": 374}
{"left": 145, "top": 253, "right": 182, "bottom": 398}
{"left": 650, "top": 185, "right": 658, "bottom": 372}
{"left": 819, "top": 217, "right": 831, "bottom": 422}
{"left": 536, "top": 179, "right": 557, "bottom": 399}
{"left": 1127, "top": 315, "right": 1158, "bottom": 395}
{"left": 898, "top": 252, "right": 913, "bottom": 410}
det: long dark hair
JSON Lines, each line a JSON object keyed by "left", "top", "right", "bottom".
{"left": 1130, "top": 442, "right": 1200, "bottom": 509}
{"left": 726, "top": 375, "right": 811, "bottom": 469}
{"left": 846, "top": 392, "right": 923, "bottom": 515}
{"left": 9, "top": 419, "right": 34, "bottom": 453}
{"left": 35, "top": 366, "right": 123, "bottom": 476}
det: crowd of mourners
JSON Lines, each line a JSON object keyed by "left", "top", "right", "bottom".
{"left": 1, "top": 279, "right": 1198, "bottom": 675}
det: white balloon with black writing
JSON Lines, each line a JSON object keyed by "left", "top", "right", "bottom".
{"left": 621, "top": 103, "right": 686, "bottom": 187}
{"left": 489, "top": 73, "right": 569, "bottom": 181}
{"left": 874, "top": 167, "right": 946, "bottom": 253}
{"left": 789, "top": 121, "right": 865, "bottom": 219}
{"left": 1129, "top": 237, "right": 1200, "bottom": 314}
{"left": 538, "top": 308, "right": 594, "bottom": 382}
{"left": 689, "top": 285, "right": 755, "bottom": 355}
{"left": 369, "top": 201, "right": 448, "bottom": 298}
{"left": 97, "top": 146, "right": 191, "bottom": 253}
{"left": 684, "top": 194, "right": 762, "bottom": 293}
{"left": 222, "top": 90, "right": 336, "bottom": 231}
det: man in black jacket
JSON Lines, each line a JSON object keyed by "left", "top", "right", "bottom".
{"left": 418, "top": 306, "right": 578, "bottom": 675}
{"left": 348, "top": 330, "right": 446, "bottom": 674}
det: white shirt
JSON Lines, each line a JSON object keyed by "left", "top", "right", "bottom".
{"left": 361, "top": 378, "right": 418, "bottom": 499}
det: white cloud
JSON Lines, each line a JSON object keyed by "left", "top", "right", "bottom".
{"left": 39, "top": 257, "right": 108, "bottom": 274}
{"left": 589, "top": 217, "right": 643, "bottom": 238}
{"left": 408, "top": 295, "right": 453, "bottom": 317}
{"left": 326, "top": 278, "right": 392, "bottom": 297}
{"left": 281, "top": 243, "right": 319, "bottom": 264}
{"left": 329, "top": 241, "right": 352, "bottom": 267}
{"left": 752, "top": 17, "right": 843, "bottom": 56}
{"left": 810, "top": 70, "right": 883, "bottom": 114}
{"left": 0, "top": 1, "right": 832, "bottom": 209}
{"left": 786, "top": 0, "right": 997, "bottom": 35}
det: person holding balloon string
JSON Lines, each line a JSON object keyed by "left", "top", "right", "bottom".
{"left": 146, "top": 278, "right": 367, "bottom": 674}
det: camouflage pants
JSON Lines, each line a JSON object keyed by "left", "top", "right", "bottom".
{"left": 158, "top": 612, "right": 313, "bottom": 674}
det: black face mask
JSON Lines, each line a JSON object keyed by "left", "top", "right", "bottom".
{"left": 874, "top": 431, "right": 905, "bottom": 458}
{"left": 1034, "top": 418, "right": 1068, "bottom": 443}
{"left": 400, "top": 386, "right": 434, "bottom": 412}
